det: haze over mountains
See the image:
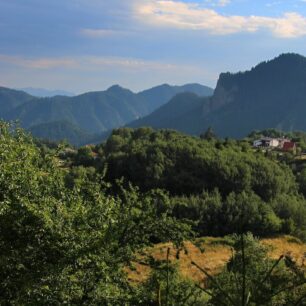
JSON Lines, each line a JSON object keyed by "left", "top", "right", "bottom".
{"left": 19, "top": 88, "right": 75, "bottom": 97}
{"left": 0, "top": 83, "right": 213, "bottom": 145}
{"left": 3, "top": 53, "right": 306, "bottom": 145}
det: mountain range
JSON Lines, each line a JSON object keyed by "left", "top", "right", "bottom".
{"left": 129, "top": 53, "right": 306, "bottom": 138}
{"left": 3, "top": 53, "right": 306, "bottom": 145}
{"left": 0, "top": 83, "right": 213, "bottom": 146}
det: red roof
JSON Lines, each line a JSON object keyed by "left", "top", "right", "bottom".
{"left": 282, "top": 141, "right": 296, "bottom": 151}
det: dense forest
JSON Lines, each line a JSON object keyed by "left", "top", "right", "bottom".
{"left": 70, "top": 127, "right": 306, "bottom": 240}
{"left": 2, "top": 122, "right": 304, "bottom": 304}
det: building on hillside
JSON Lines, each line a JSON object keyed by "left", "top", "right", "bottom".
{"left": 253, "top": 138, "right": 280, "bottom": 148}
{"left": 278, "top": 138, "right": 290, "bottom": 148}
{"left": 253, "top": 137, "right": 297, "bottom": 153}
{"left": 281, "top": 141, "right": 296, "bottom": 152}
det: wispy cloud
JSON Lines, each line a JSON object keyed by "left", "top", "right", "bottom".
{"left": 80, "top": 28, "right": 129, "bottom": 38}
{"left": 219, "top": 0, "right": 230, "bottom": 6}
{"left": 135, "top": 0, "right": 306, "bottom": 38}
{"left": 0, "top": 55, "right": 77, "bottom": 69}
{"left": 85, "top": 56, "right": 179, "bottom": 71}
{"left": 0, "top": 54, "right": 200, "bottom": 72}
{"left": 0, "top": 53, "right": 213, "bottom": 92}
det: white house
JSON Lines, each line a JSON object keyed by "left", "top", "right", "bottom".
{"left": 253, "top": 138, "right": 280, "bottom": 148}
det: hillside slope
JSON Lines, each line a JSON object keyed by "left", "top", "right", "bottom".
{"left": 0, "top": 87, "right": 36, "bottom": 118}
{"left": 138, "top": 83, "right": 213, "bottom": 113}
{"left": 129, "top": 92, "right": 209, "bottom": 133}
{"left": 29, "top": 120, "right": 93, "bottom": 146}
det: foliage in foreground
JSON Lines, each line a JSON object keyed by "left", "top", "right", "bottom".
{"left": 0, "top": 123, "right": 190, "bottom": 304}
{"left": 0, "top": 123, "right": 305, "bottom": 305}
{"left": 206, "top": 234, "right": 306, "bottom": 305}
{"left": 135, "top": 234, "right": 306, "bottom": 305}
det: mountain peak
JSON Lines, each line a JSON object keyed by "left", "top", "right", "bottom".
{"left": 106, "top": 84, "right": 130, "bottom": 93}
{"left": 273, "top": 52, "right": 305, "bottom": 61}
{"left": 251, "top": 53, "right": 306, "bottom": 73}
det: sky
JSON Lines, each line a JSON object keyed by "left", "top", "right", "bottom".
{"left": 1, "top": 0, "right": 306, "bottom": 94}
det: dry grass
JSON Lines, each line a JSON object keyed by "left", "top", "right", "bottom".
{"left": 262, "top": 235, "right": 306, "bottom": 266}
{"left": 126, "top": 236, "right": 306, "bottom": 285}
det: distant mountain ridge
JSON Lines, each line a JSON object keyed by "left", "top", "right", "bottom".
{"left": 18, "top": 87, "right": 75, "bottom": 97}
{"left": 138, "top": 83, "right": 213, "bottom": 113}
{"left": 0, "top": 87, "right": 35, "bottom": 117}
{"left": 129, "top": 92, "right": 208, "bottom": 133}
{"left": 129, "top": 53, "right": 306, "bottom": 138}
{"left": 0, "top": 83, "right": 213, "bottom": 145}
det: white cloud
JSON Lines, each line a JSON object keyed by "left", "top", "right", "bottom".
{"left": 190, "top": 0, "right": 231, "bottom": 8}
{"left": 134, "top": 0, "right": 306, "bottom": 38}
{"left": 215, "top": 0, "right": 231, "bottom": 7}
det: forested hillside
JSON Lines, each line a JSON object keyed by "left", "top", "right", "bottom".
{"left": 129, "top": 92, "right": 208, "bottom": 132}
{"left": 0, "top": 122, "right": 305, "bottom": 304}
{"left": 0, "top": 87, "right": 36, "bottom": 117}
{"left": 28, "top": 120, "right": 94, "bottom": 147}
{"left": 138, "top": 83, "right": 213, "bottom": 113}
{"left": 0, "top": 84, "right": 213, "bottom": 145}
{"left": 72, "top": 127, "right": 306, "bottom": 240}
{"left": 5, "top": 85, "right": 149, "bottom": 133}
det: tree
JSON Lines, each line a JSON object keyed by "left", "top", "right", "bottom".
{"left": 133, "top": 249, "right": 208, "bottom": 306}
{"left": 200, "top": 127, "right": 217, "bottom": 140}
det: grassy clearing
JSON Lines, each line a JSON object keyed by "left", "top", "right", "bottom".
{"left": 127, "top": 235, "right": 306, "bottom": 284}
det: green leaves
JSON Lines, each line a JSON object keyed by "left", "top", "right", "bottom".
{"left": 101, "top": 128, "right": 297, "bottom": 200}
{"left": 0, "top": 122, "right": 192, "bottom": 304}
{"left": 132, "top": 261, "right": 207, "bottom": 306}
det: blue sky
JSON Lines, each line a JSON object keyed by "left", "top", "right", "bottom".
{"left": 1, "top": 0, "right": 306, "bottom": 93}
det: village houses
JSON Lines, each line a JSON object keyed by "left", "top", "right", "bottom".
{"left": 253, "top": 137, "right": 296, "bottom": 152}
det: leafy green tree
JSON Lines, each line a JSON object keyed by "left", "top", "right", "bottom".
{"left": 271, "top": 194, "right": 306, "bottom": 240}
{"left": 200, "top": 127, "right": 217, "bottom": 141}
{"left": 171, "top": 191, "right": 283, "bottom": 237}
{"left": 297, "top": 168, "right": 306, "bottom": 197}
{"left": 75, "top": 145, "right": 95, "bottom": 166}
